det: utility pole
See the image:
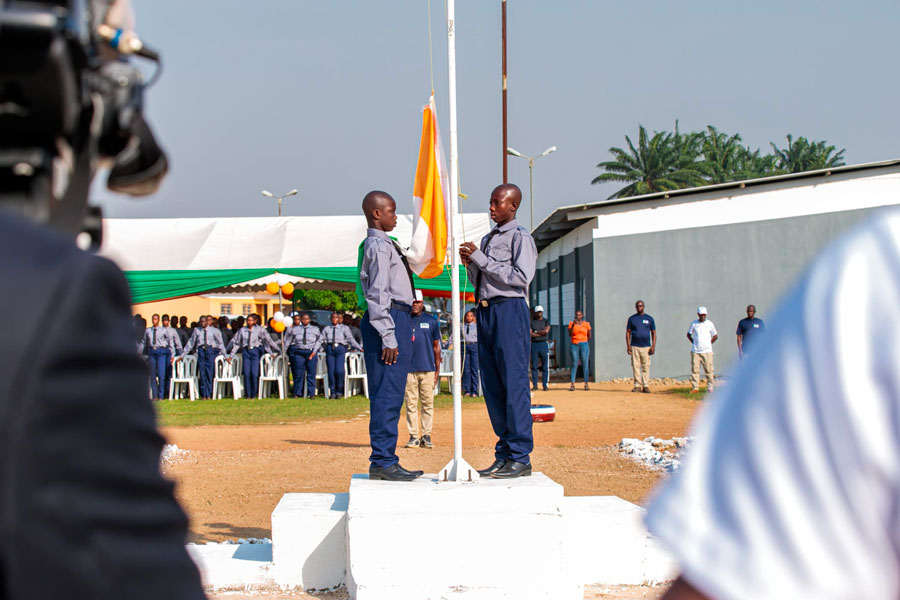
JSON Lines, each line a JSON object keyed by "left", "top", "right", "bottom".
{"left": 501, "top": 0, "right": 508, "bottom": 183}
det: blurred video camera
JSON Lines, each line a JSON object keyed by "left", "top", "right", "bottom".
{"left": 0, "top": 0, "right": 167, "bottom": 247}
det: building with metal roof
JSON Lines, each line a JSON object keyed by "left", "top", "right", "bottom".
{"left": 530, "top": 159, "right": 900, "bottom": 382}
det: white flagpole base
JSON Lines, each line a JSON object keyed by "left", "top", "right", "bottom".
{"left": 438, "top": 455, "right": 480, "bottom": 483}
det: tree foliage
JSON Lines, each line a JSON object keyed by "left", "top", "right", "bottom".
{"left": 593, "top": 125, "right": 846, "bottom": 199}
{"left": 292, "top": 289, "right": 359, "bottom": 312}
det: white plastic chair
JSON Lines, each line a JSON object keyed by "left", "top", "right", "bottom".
{"left": 344, "top": 351, "right": 368, "bottom": 399}
{"left": 213, "top": 355, "right": 243, "bottom": 399}
{"left": 258, "top": 353, "right": 285, "bottom": 399}
{"left": 315, "top": 354, "right": 330, "bottom": 398}
{"left": 169, "top": 355, "right": 199, "bottom": 400}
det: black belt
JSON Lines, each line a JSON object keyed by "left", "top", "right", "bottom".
{"left": 531, "top": 339, "right": 548, "bottom": 344}
{"left": 476, "top": 296, "right": 518, "bottom": 308}
{"left": 390, "top": 300, "right": 412, "bottom": 313}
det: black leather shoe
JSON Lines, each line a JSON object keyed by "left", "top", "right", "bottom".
{"left": 369, "top": 463, "right": 419, "bottom": 481}
{"left": 477, "top": 459, "right": 509, "bottom": 477}
{"left": 400, "top": 464, "right": 424, "bottom": 476}
{"left": 491, "top": 461, "right": 532, "bottom": 479}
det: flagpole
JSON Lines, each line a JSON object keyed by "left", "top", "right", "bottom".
{"left": 440, "top": 0, "right": 478, "bottom": 482}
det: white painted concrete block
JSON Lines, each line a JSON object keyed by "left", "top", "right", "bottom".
{"left": 272, "top": 492, "right": 349, "bottom": 590}
{"left": 346, "top": 473, "right": 582, "bottom": 600}
{"left": 186, "top": 542, "right": 272, "bottom": 589}
{"left": 562, "top": 496, "right": 677, "bottom": 585}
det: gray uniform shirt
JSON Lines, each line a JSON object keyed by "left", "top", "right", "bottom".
{"left": 321, "top": 324, "right": 363, "bottom": 351}
{"left": 285, "top": 324, "right": 322, "bottom": 352}
{"left": 183, "top": 326, "right": 226, "bottom": 356}
{"left": 139, "top": 325, "right": 178, "bottom": 354}
{"left": 465, "top": 218, "right": 537, "bottom": 300}
{"left": 462, "top": 321, "right": 478, "bottom": 343}
{"left": 167, "top": 326, "right": 183, "bottom": 353}
{"left": 359, "top": 228, "right": 415, "bottom": 349}
{"left": 229, "top": 326, "right": 279, "bottom": 357}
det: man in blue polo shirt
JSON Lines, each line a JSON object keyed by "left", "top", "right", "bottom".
{"left": 403, "top": 291, "right": 442, "bottom": 449}
{"left": 736, "top": 304, "right": 766, "bottom": 360}
{"left": 626, "top": 300, "right": 657, "bottom": 393}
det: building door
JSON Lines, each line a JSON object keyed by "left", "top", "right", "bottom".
{"left": 255, "top": 303, "right": 268, "bottom": 320}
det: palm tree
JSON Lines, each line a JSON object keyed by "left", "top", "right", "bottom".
{"left": 700, "top": 126, "right": 744, "bottom": 184}
{"left": 592, "top": 124, "right": 707, "bottom": 199}
{"left": 770, "top": 134, "right": 846, "bottom": 173}
{"left": 732, "top": 146, "right": 780, "bottom": 181}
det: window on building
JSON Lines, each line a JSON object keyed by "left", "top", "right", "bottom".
{"left": 242, "top": 303, "right": 252, "bottom": 316}
{"left": 219, "top": 303, "right": 232, "bottom": 315}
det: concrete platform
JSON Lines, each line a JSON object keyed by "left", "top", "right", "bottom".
{"left": 272, "top": 492, "right": 348, "bottom": 590}
{"left": 345, "top": 473, "right": 582, "bottom": 600}
{"left": 187, "top": 542, "right": 272, "bottom": 589}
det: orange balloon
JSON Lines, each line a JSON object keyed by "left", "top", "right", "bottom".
{"left": 282, "top": 289, "right": 293, "bottom": 300}
{"left": 281, "top": 282, "right": 294, "bottom": 295}
{"left": 273, "top": 320, "right": 286, "bottom": 333}
{"left": 269, "top": 318, "right": 277, "bottom": 328}
{"left": 266, "top": 281, "right": 279, "bottom": 295}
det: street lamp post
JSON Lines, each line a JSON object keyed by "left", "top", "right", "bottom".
{"left": 261, "top": 188, "right": 299, "bottom": 217}
{"left": 506, "top": 146, "right": 556, "bottom": 231}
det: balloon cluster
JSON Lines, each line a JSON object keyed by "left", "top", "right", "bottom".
{"left": 266, "top": 281, "right": 294, "bottom": 298}
{"left": 266, "top": 281, "right": 296, "bottom": 333}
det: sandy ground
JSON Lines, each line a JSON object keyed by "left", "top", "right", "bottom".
{"left": 164, "top": 382, "right": 697, "bottom": 599}
{"left": 163, "top": 382, "right": 700, "bottom": 543}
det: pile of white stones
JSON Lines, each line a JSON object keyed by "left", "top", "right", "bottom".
{"left": 617, "top": 436, "right": 695, "bottom": 472}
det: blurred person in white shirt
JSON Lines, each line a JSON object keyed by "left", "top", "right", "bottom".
{"left": 648, "top": 209, "right": 900, "bottom": 600}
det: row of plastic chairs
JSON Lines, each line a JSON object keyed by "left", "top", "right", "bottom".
{"left": 167, "top": 352, "right": 369, "bottom": 400}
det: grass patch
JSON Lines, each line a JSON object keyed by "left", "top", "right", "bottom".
{"left": 669, "top": 386, "right": 709, "bottom": 400}
{"left": 155, "top": 393, "right": 482, "bottom": 428}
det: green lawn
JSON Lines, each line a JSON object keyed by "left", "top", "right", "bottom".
{"left": 155, "top": 393, "right": 482, "bottom": 427}
{"left": 668, "top": 386, "right": 709, "bottom": 400}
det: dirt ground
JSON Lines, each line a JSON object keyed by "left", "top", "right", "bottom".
{"left": 163, "top": 382, "right": 700, "bottom": 544}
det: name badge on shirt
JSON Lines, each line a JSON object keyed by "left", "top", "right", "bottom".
{"left": 753, "top": 324, "right": 759, "bottom": 328}
{"left": 642, "top": 319, "right": 649, "bottom": 325}
{"left": 419, "top": 323, "right": 430, "bottom": 329}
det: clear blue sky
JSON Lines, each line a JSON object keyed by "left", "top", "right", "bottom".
{"left": 96, "top": 0, "right": 900, "bottom": 229}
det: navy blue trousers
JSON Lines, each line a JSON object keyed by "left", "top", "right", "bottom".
{"left": 148, "top": 348, "right": 171, "bottom": 399}
{"left": 530, "top": 341, "right": 549, "bottom": 389}
{"left": 325, "top": 345, "right": 348, "bottom": 397}
{"left": 476, "top": 298, "right": 534, "bottom": 464}
{"left": 242, "top": 347, "right": 264, "bottom": 398}
{"left": 288, "top": 347, "right": 317, "bottom": 397}
{"left": 462, "top": 344, "right": 480, "bottom": 395}
{"left": 362, "top": 308, "right": 412, "bottom": 468}
{"left": 198, "top": 347, "right": 218, "bottom": 398}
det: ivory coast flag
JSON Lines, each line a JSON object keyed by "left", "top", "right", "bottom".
{"left": 406, "top": 95, "right": 449, "bottom": 279}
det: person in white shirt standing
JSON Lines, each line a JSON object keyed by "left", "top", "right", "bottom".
{"left": 686, "top": 307, "right": 717, "bottom": 393}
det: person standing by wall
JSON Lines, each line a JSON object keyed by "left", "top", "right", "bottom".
{"left": 403, "top": 292, "right": 441, "bottom": 449}
{"left": 461, "top": 310, "right": 480, "bottom": 397}
{"left": 626, "top": 300, "right": 657, "bottom": 393}
{"left": 284, "top": 312, "right": 323, "bottom": 398}
{"left": 687, "top": 306, "right": 718, "bottom": 393}
{"left": 530, "top": 306, "right": 550, "bottom": 392}
{"left": 568, "top": 310, "right": 592, "bottom": 391}
{"left": 736, "top": 304, "right": 766, "bottom": 361}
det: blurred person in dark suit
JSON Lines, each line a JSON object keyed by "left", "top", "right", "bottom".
{"left": 0, "top": 0, "right": 204, "bottom": 597}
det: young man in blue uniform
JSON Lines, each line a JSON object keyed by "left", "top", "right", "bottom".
{"left": 284, "top": 312, "right": 323, "bottom": 398}
{"left": 161, "top": 314, "right": 183, "bottom": 396}
{"left": 460, "top": 183, "right": 538, "bottom": 479}
{"left": 321, "top": 311, "right": 363, "bottom": 399}
{"left": 227, "top": 314, "right": 279, "bottom": 398}
{"left": 359, "top": 191, "right": 423, "bottom": 481}
{"left": 404, "top": 291, "right": 441, "bottom": 449}
{"left": 461, "top": 309, "right": 480, "bottom": 396}
{"left": 182, "top": 315, "right": 227, "bottom": 399}
{"left": 736, "top": 304, "right": 766, "bottom": 360}
{"left": 139, "top": 313, "right": 179, "bottom": 400}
